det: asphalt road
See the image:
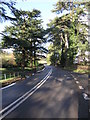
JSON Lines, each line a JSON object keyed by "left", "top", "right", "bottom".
{"left": 0, "top": 66, "right": 89, "bottom": 119}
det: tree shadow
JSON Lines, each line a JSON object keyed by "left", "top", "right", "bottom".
{"left": 4, "top": 67, "right": 89, "bottom": 118}
{"left": 78, "top": 91, "right": 89, "bottom": 119}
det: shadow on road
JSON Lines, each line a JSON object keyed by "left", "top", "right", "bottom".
{"left": 78, "top": 92, "right": 89, "bottom": 119}
{"left": 4, "top": 66, "right": 90, "bottom": 118}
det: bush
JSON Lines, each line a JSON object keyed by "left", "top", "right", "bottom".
{"left": 1, "top": 52, "right": 16, "bottom": 68}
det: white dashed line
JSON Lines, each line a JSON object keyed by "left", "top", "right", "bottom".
{"left": 32, "top": 73, "right": 34, "bottom": 75}
{"left": 74, "top": 78, "right": 77, "bottom": 80}
{"left": 25, "top": 76, "right": 30, "bottom": 78}
{"left": 76, "top": 81, "right": 79, "bottom": 84}
{"left": 71, "top": 74, "right": 86, "bottom": 92}
{"left": 83, "top": 93, "right": 90, "bottom": 100}
{"left": 79, "top": 86, "right": 84, "bottom": 90}
{"left": 67, "top": 77, "right": 70, "bottom": 79}
{"left": 71, "top": 74, "right": 77, "bottom": 80}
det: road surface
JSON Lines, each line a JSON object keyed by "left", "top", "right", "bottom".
{"left": 0, "top": 66, "right": 89, "bottom": 119}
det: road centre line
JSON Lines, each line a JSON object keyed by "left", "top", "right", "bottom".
{"left": 1, "top": 77, "right": 50, "bottom": 120}
{"left": 32, "top": 73, "right": 34, "bottom": 75}
{"left": 0, "top": 83, "right": 16, "bottom": 90}
{"left": 75, "top": 81, "right": 79, "bottom": 84}
{"left": 83, "top": 93, "right": 90, "bottom": 100}
{"left": 0, "top": 69, "right": 52, "bottom": 119}
{"left": 71, "top": 74, "right": 77, "bottom": 80}
{"left": 67, "top": 77, "right": 71, "bottom": 79}
{"left": 71, "top": 74, "right": 89, "bottom": 100}
{"left": 74, "top": 78, "right": 77, "bottom": 80}
{"left": 79, "top": 85, "right": 84, "bottom": 90}
{"left": 1, "top": 67, "right": 46, "bottom": 90}
{"left": 71, "top": 74, "right": 80, "bottom": 84}
{"left": 0, "top": 69, "right": 52, "bottom": 114}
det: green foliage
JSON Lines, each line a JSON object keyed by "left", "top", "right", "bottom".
{"left": 0, "top": 0, "right": 17, "bottom": 22}
{"left": 1, "top": 52, "right": 16, "bottom": 68}
{"left": 1, "top": 9, "right": 47, "bottom": 69}
{"left": 47, "top": 1, "right": 89, "bottom": 67}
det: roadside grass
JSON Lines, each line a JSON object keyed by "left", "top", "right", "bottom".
{"left": 38, "top": 58, "right": 47, "bottom": 64}
{"left": 73, "top": 69, "right": 90, "bottom": 74}
{"left": 63, "top": 65, "right": 90, "bottom": 74}
{"left": 0, "top": 67, "right": 32, "bottom": 74}
{"left": 0, "top": 77, "right": 22, "bottom": 87}
{"left": 0, "top": 77, "right": 16, "bottom": 83}
{"left": 0, "top": 52, "right": 45, "bottom": 86}
{"left": 0, "top": 64, "right": 44, "bottom": 86}
{"left": 0, "top": 67, "right": 33, "bottom": 84}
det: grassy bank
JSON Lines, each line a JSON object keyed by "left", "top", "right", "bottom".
{"left": 0, "top": 64, "right": 44, "bottom": 86}
{"left": 63, "top": 65, "right": 90, "bottom": 74}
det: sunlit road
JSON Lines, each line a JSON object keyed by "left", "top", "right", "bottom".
{"left": 1, "top": 66, "right": 89, "bottom": 119}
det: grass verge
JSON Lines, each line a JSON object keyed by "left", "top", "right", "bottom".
{"left": 0, "top": 65, "right": 45, "bottom": 87}
{"left": 63, "top": 65, "right": 90, "bottom": 74}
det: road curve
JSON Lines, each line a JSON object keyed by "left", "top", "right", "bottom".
{"left": 1, "top": 66, "right": 89, "bottom": 119}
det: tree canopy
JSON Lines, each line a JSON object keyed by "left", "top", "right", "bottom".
{"left": 1, "top": 0, "right": 90, "bottom": 69}
{"left": 47, "top": 1, "right": 90, "bottom": 67}
{"left": 1, "top": 9, "right": 47, "bottom": 69}
{"left": 0, "top": 0, "right": 17, "bottom": 22}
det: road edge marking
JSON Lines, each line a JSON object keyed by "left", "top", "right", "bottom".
{"left": 0, "top": 83, "right": 16, "bottom": 90}
{"left": 0, "top": 69, "right": 52, "bottom": 114}
{"left": 0, "top": 68, "right": 52, "bottom": 119}
{"left": 37, "top": 67, "right": 45, "bottom": 73}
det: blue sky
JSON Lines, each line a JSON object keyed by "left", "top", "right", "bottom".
{"left": 0, "top": 0, "right": 59, "bottom": 50}
{"left": 15, "top": 0, "right": 58, "bottom": 28}
{"left": 0, "top": 0, "right": 58, "bottom": 33}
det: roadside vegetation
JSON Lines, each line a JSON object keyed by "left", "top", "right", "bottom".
{"left": 63, "top": 65, "right": 90, "bottom": 74}
{"left": 0, "top": 1, "right": 90, "bottom": 86}
{"left": 0, "top": 50, "right": 44, "bottom": 85}
{"left": 0, "top": 1, "right": 47, "bottom": 84}
{"left": 46, "top": 1, "right": 90, "bottom": 74}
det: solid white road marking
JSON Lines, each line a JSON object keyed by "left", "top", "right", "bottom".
{"left": 0, "top": 69, "right": 52, "bottom": 119}
{"left": 0, "top": 69, "right": 52, "bottom": 114}
{"left": 79, "top": 86, "right": 84, "bottom": 90}
{"left": 0, "top": 83, "right": 16, "bottom": 90}
{"left": 37, "top": 67, "right": 45, "bottom": 73}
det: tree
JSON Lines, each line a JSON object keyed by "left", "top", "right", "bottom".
{"left": 47, "top": 1, "right": 89, "bottom": 67}
{"left": 0, "top": 0, "right": 17, "bottom": 22}
{"left": 1, "top": 9, "right": 47, "bottom": 69}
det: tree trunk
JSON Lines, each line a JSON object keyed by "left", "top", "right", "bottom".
{"left": 65, "top": 33, "right": 69, "bottom": 49}
{"left": 30, "top": 42, "right": 33, "bottom": 68}
{"left": 22, "top": 48, "right": 25, "bottom": 70}
{"left": 34, "top": 41, "right": 36, "bottom": 72}
{"left": 60, "top": 33, "right": 66, "bottom": 67}
{"left": 60, "top": 42, "right": 66, "bottom": 67}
